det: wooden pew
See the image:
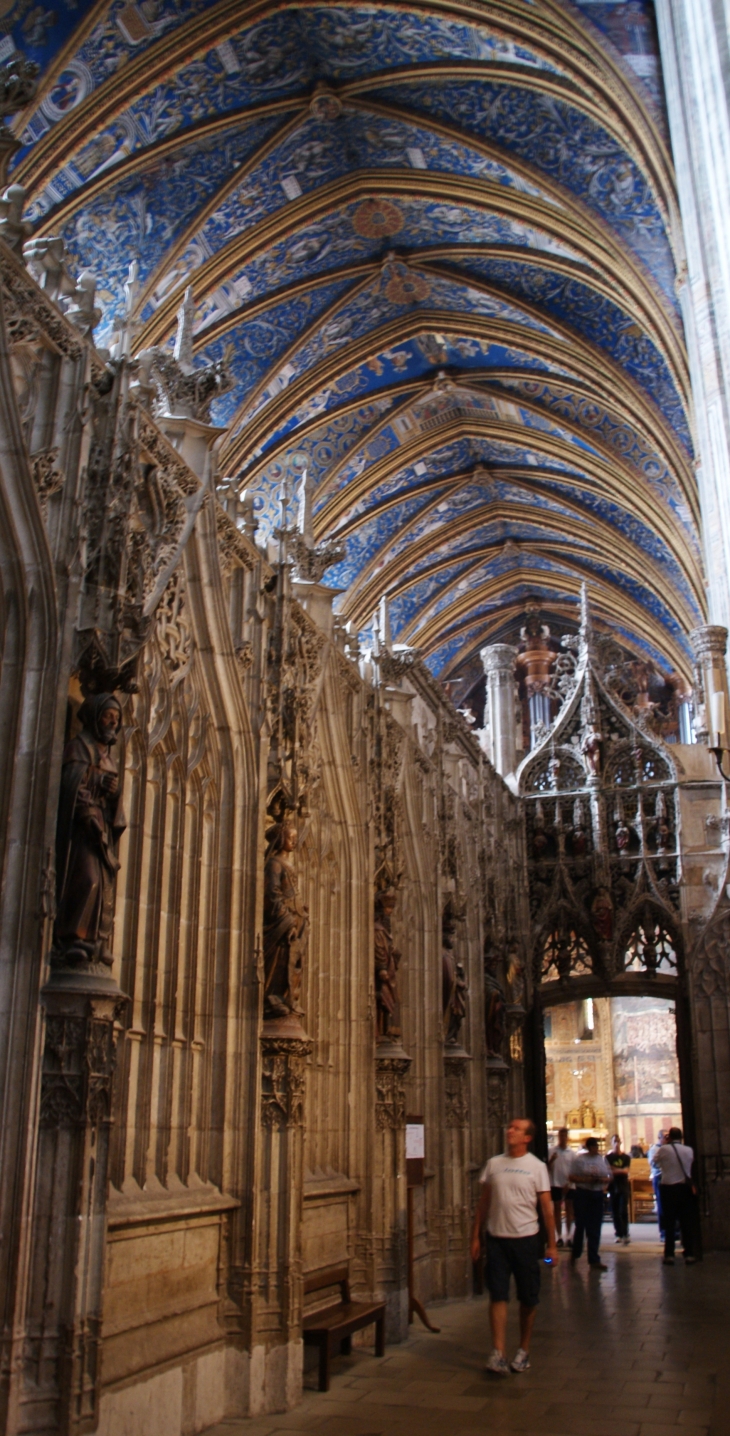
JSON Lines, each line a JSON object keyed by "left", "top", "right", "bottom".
{"left": 303, "top": 1266, "right": 386, "bottom": 1392}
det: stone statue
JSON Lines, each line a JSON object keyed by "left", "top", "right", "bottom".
{"left": 263, "top": 820, "right": 309, "bottom": 1020}
{"left": 484, "top": 943, "right": 507, "bottom": 1059}
{"left": 54, "top": 693, "right": 126, "bottom": 967}
{"left": 374, "top": 888, "right": 401, "bottom": 1041}
{"left": 591, "top": 887, "right": 614, "bottom": 941}
{"left": 446, "top": 961, "right": 468, "bottom": 1047}
{"left": 581, "top": 725, "right": 602, "bottom": 776}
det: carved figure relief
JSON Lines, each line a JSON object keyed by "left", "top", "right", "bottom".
{"left": 263, "top": 821, "right": 309, "bottom": 1022}
{"left": 54, "top": 693, "right": 126, "bottom": 968}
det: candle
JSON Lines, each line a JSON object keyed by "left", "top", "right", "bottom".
{"left": 711, "top": 689, "right": 728, "bottom": 745}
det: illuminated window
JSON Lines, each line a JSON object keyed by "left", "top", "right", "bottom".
{"left": 542, "top": 929, "right": 593, "bottom": 983}
{"left": 624, "top": 923, "right": 677, "bottom": 975}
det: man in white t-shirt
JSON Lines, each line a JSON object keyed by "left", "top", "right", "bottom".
{"left": 470, "top": 1117, "right": 557, "bottom": 1377}
{"left": 548, "top": 1127, "right": 574, "bottom": 1246}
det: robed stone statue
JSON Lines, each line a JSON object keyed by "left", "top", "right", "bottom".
{"left": 54, "top": 693, "right": 126, "bottom": 967}
{"left": 263, "top": 820, "right": 309, "bottom": 1020}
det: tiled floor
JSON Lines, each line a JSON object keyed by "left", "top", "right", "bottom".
{"left": 206, "top": 1227, "right": 730, "bottom": 1436}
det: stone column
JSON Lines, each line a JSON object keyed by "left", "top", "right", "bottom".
{"left": 252, "top": 1031, "right": 313, "bottom": 1413}
{"left": 442, "top": 1054, "right": 471, "bottom": 1294}
{"left": 657, "top": 3, "right": 730, "bottom": 634}
{"left": 480, "top": 644, "right": 517, "bottom": 779}
{"left": 691, "top": 625, "right": 730, "bottom": 746}
{"left": 28, "top": 972, "right": 125, "bottom": 1436}
{"left": 374, "top": 1054, "right": 411, "bottom": 1340}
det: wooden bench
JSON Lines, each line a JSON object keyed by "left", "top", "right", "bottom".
{"left": 303, "top": 1265, "right": 386, "bottom": 1392}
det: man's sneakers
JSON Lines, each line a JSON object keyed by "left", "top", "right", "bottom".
{"left": 589, "top": 1261, "right": 608, "bottom": 1271}
{"left": 485, "top": 1348, "right": 531, "bottom": 1376}
{"left": 510, "top": 1348, "right": 531, "bottom": 1373}
{"left": 485, "top": 1348, "right": 510, "bottom": 1377}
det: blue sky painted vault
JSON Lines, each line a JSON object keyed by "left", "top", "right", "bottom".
{"left": 10, "top": 0, "right": 701, "bottom": 682}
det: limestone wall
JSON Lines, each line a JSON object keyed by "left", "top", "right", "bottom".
{"left": 0, "top": 239, "right": 528, "bottom": 1434}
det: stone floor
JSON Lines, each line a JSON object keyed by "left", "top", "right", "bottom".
{"left": 207, "top": 1227, "right": 730, "bottom": 1436}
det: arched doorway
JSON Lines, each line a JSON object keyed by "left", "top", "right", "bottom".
{"left": 527, "top": 918, "right": 695, "bottom": 1165}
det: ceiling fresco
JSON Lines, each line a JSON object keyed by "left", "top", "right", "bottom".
{"left": 6, "top": 0, "right": 704, "bottom": 685}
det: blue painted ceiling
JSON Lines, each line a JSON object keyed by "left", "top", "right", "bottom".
{"left": 7, "top": 0, "right": 703, "bottom": 682}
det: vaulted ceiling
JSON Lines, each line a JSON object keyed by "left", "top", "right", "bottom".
{"left": 8, "top": 0, "right": 703, "bottom": 690}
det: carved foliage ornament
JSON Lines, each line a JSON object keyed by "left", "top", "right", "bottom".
{"left": 268, "top": 599, "right": 326, "bottom": 815}
{"left": 40, "top": 1000, "right": 125, "bottom": 1128}
{"left": 375, "top": 1056, "right": 410, "bottom": 1130}
{"left": 692, "top": 909, "right": 730, "bottom": 999}
{"left": 32, "top": 446, "right": 64, "bottom": 516}
{"left": 371, "top": 703, "right": 406, "bottom": 889}
{"left": 155, "top": 567, "right": 192, "bottom": 683}
{"left": 487, "top": 1068, "right": 509, "bottom": 1132}
{"left": 0, "top": 245, "right": 84, "bottom": 360}
{"left": 444, "top": 1056, "right": 469, "bottom": 1128}
{"left": 260, "top": 1037, "right": 312, "bottom": 1127}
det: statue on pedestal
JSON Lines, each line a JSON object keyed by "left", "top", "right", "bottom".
{"left": 375, "top": 888, "right": 401, "bottom": 1041}
{"left": 263, "top": 821, "right": 309, "bottom": 1021}
{"left": 54, "top": 694, "right": 126, "bottom": 968}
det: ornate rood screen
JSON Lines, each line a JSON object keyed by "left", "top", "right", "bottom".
{"left": 518, "top": 604, "right": 681, "bottom": 1002}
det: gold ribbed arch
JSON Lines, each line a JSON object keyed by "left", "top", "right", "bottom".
{"left": 422, "top": 567, "right": 691, "bottom": 680}
{"left": 336, "top": 450, "right": 700, "bottom": 636}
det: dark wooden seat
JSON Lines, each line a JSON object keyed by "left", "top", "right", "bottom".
{"left": 303, "top": 1265, "right": 386, "bottom": 1391}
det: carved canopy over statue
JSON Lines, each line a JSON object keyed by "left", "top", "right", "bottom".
{"left": 374, "top": 888, "right": 401, "bottom": 1041}
{"left": 54, "top": 693, "right": 126, "bottom": 967}
{"left": 263, "top": 820, "right": 309, "bottom": 1021}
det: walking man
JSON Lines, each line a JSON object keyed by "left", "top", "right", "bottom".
{"left": 470, "top": 1117, "right": 557, "bottom": 1376}
{"left": 571, "top": 1136, "right": 610, "bottom": 1270}
{"left": 654, "top": 1126, "right": 697, "bottom": 1265}
{"left": 606, "top": 1133, "right": 631, "bottom": 1244}
{"left": 548, "top": 1126, "right": 574, "bottom": 1246}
